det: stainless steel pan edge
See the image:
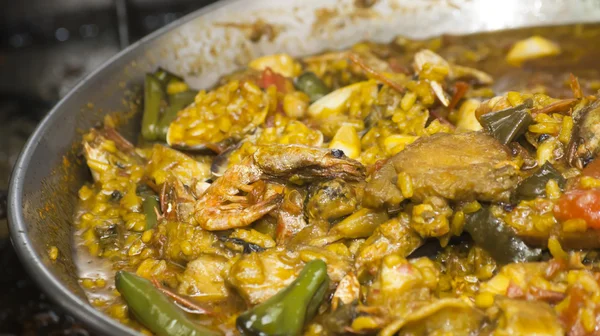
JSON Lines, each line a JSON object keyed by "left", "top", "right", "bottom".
{"left": 8, "top": 0, "right": 600, "bottom": 335}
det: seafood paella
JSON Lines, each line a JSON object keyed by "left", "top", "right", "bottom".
{"left": 73, "top": 24, "right": 600, "bottom": 335}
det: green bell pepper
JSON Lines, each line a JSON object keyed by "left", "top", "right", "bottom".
{"left": 464, "top": 207, "right": 542, "bottom": 264}
{"left": 480, "top": 99, "right": 533, "bottom": 145}
{"left": 141, "top": 74, "right": 166, "bottom": 141}
{"left": 115, "top": 271, "right": 220, "bottom": 336}
{"left": 236, "top": 259, "right": 330, "bottom": 336}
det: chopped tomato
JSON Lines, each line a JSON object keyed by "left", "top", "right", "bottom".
{"left": 554, "top": 189, "right": 600, "bottom": 229}
{"left": 582, "top": 158, "right": 600, "bottom": 179}
{"left": 258, "top": 67, "right": 292, "bottom": 93}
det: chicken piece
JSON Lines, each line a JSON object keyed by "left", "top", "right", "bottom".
{"left": 351, "top": 256, "right": 440, "bottom": 334}
{"left": 228, "top": 246, "right": 352, "bottom": 305}
{"left": 177, "top": 254, "right": 231, "bottom": 302}
{"left": 228, "top": 248, "right": 303, "bottom": 305}
{"left": 355, "top": 216, "right": 424, "bottom": 274}
{"left": 480, "top": 262, "right": 565, "bottom": 298}
{"left": 297, "top": 245, "right": 353, "bottom": 283}
{"left": 365, "top": 132, "right": 518, "bottom": 208}
{"left": 493, "top": 298, "right": 563, "bottom": 336}
{"left": 380, "top": 298, "right": 485, "bottom": 336}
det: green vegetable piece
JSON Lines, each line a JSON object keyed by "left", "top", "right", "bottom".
{"left": 142, "top": 74, "right": 166, "bottom": 141}
{"left": 480, "top": 99, "right": 533, "bottom": 145}
{"left": 237, "top": 259, "right": 330, "bottom": 336}
{"left": 295, "top": 72, "right": 330, "bottom": 102}
{"left": 168, "top": 90, "right": 198, "bottom": 107}
{"left": 156, "top": 90, "right": 197, "bottom": 141}
{"left": 464, "top": 207, "right": 542, "bottom": 264}
{"left": 514, "top": 162, "right": 566, "bottom": 202}
{"left": 115, "top": 271, "right": 220, "bottom": 336}
{"left": 154, "top": 67, "right": 185, "bottom": 88}
{"left": 142, "top": 194, "right": 160, "bottom": 230}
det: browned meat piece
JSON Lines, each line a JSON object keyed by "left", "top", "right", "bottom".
{"left": 365, "top": 132, "right": 518, "bottom": 207}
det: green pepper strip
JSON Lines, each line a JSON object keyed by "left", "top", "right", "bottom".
{"left": 480, "top": 99, "right": 533, "bottom": 145}
{"left": 464, "top": 207, "right": 542, "bottom": 265}
{"left": 142, "top": 194, "right": 160, "bottom": 230}
{"left": 142, "top": 74, "right": 165, "bottom": 141}
{"left": 514, "top": 161, "right": 566, "bottom": 202}
{"left": 115, "top": 271, "right": 220, "bottom": 336}
{"left": 156, "top": 90, "right": 197, "bottom": 141}
{"left": 295, "top": 72, "right": 330, "bottom": 103}
{"left": 236, "top": 259, "right": 330, "bottom": 336}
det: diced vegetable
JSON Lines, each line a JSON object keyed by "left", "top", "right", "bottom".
{"left": 480, "top": 99, "right": 533, "bottom": 145}
{"left": 295, "top": 72, "right": 330, "bottom": 102}
{"left": 464, "top": 207, "right": 542, "bottom": 264}
{"left": 514, "top": 162, "right": 566, "bottom": 202}
{"left": 258, "top": 68, "right": 292, "bottom": 93}
{"left": 236, "top": 260, "right": 330, "bottom": 336}
{"left": 115, "top": 271, "right": 220, "bottom": 336}
{"left": 554, "top": 189, "right": 600, "bottom": 229}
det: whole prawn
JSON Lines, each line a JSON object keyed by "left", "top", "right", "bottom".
{"left": 194, "top": 144, "right": 365, "bottom": 231}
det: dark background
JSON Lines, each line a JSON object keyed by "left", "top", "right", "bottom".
{"left": 0, "top": 1, "right": 216, "bottom": 334}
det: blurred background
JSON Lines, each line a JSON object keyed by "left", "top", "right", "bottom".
{"left": 0, "top": 1, "right": 215, "bottom": 334}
